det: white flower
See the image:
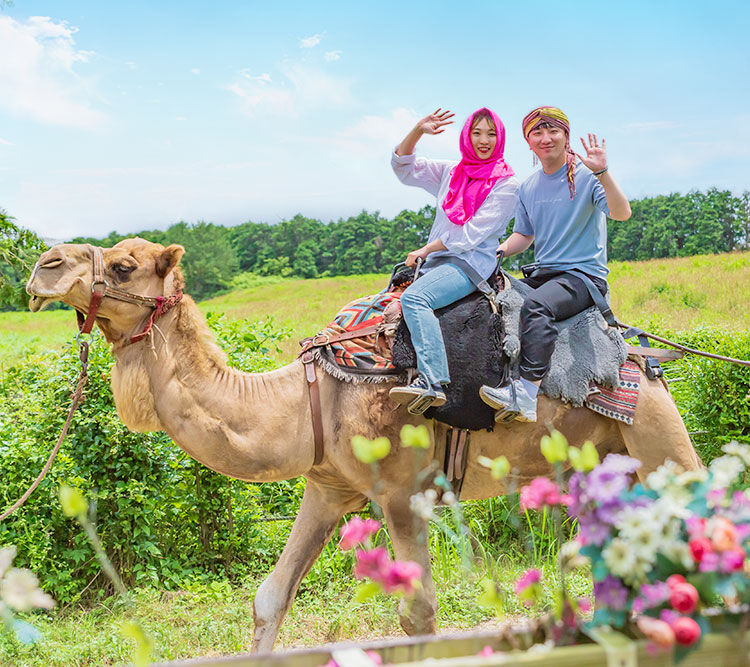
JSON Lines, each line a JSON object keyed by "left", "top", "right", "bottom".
{"left": 708, "top": 455, "right": 745, "bottom": 490}
{"left": 409, "top": 490, "right": 437, "bottom": 521}
{"left": 558, "top": 539, "right": 587, "bottom": 570}
{"left": 603, "top": 538, "right": 638, "bottom": 579}
{"left": 655, "top": 487, "right": 692, "bottom": 519}
{"left": 722, "top": 441, "right": 750, "bottom": 467}
{"left": 675, "top": 469, "right": 709, "bottom": 486}
{"left": 1, "top": 568, "right": 55, "bottom": 612}
{"left": 441, "top": 491, "right": 457, "bottom": 506}
{"left": 660, "top": 540, "right": 694, "bottom": 570}
{"left": 616, "top": 506, "right": 662, "bottom": 540}
{"left": 645, "top": 460, "right": 684, "bottom": 492}
{"left": 0, "top": 547, "right": 16, "bottom": 580}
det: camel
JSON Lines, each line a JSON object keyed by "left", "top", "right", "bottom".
{"left": 26, "top": 238, "right": 702, "bottom": 652}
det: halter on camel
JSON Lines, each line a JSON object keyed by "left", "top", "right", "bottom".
{"left": 77, "top": 244, "right": 183, "bottom": 345}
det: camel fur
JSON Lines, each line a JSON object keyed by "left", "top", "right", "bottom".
{"left": 26, "top": 238, "right": 702, "bottom": 652}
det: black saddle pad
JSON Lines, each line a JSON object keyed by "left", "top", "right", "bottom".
{"left": 392, "top": 289, "right": 508, "bottom": 431}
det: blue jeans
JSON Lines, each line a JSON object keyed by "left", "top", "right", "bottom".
{"left": 400, "top": 263, "right": 476, "bottom": 386}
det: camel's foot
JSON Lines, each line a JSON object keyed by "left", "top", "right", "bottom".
{"left": 398, "top": 593, "right": 437, "bottom": 636}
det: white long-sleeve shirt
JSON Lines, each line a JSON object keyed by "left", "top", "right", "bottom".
{"left": 392, "top": 149, "right": 519, "bottom": 279}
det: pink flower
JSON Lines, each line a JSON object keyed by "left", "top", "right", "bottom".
{"left": 353, "top": 547, "right": 390, "bottom": 581}
{"left": 699, "top": 551, "right": 720, "bottom": 573}
{"left": 477, "top": 646, "right": 495, "bottom": 657}
{"left": 710, "top": 517, "right": 739, "bottom": 552}
{"left": 520, "top": 478, "right": 569, "bottom": 511}
{"left": 673, "top": 616, "right": 701, "bottom": 646}
{"left": 637, "top": 615, "right": 676, "bottom": 649}
{"left": 689, "top": 537, "right": 714, "bottom": 563}
{"left": 381, "top": 559, "right": 423, "bottom": 595}
{"left": 670, "top": 583, "right": 699, "bottom": 614}
{"left": 666, "top": 574, "right": 686, "bottom": 589}
{"left": 323, "top": 650, "right": 382, "bottom": 667}
{"left": 514, "top": 568, "right": 542, "bottom": 595}
{"left": 685, "top": 516, "right": 706, "bottom": 540}
{"left": 577, "top": 597, "right": 592, "bottom": 614}
{"left": 340, "top": 517, "right": 381, "bottom": 551}
{"left": 720, "top": 547, "right": 745, "bottom": 572}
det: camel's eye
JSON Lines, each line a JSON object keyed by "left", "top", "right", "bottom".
{"left": 40, "top": 257, "right": 63, "bottom": 269}
{"left": 113, "top": 263, "right": 136, "bottom": 279}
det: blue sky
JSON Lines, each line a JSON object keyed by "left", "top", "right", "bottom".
{"left": 0, "top": 0, "right": 748, "bottom": 240}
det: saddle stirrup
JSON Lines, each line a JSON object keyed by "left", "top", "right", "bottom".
{"left": 407, "top": 393, "right": 437, "bottom": 416}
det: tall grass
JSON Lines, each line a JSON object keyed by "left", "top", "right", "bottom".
{"left": 3, "top": 251, "right": 750, "bottom": 365}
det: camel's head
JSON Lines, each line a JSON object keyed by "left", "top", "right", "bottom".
{"left": 26, "top": 238, "right": 185, "bottom": 342}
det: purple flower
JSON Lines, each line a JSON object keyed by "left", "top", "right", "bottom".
{"left": 586, "top": 468, "right": 628, "bottom": 504}
{"left": 594, "top": 575, "right": 629, "bottom": 610}
{"left": 598, "top": 453, "right": 642, "bottom": 476}
{"left": 640, "top": 581, "right": 671, "bottom": 608}
{"left": 578, "top": 516, "right": 611, "bottom": 546}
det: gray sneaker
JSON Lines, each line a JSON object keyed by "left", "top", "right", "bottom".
{"left": 390, "top": 374, "right": 447, "bottom": 415}
{"left": 479, "top": 379, "right": 537, "bottom": 423}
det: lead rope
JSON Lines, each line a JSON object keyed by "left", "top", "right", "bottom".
{"left": 0, "top": 339, "right": 91, "bottom": 522}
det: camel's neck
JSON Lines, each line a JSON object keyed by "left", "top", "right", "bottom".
{"left": 110, "top": 298, "right": 315, "bottom": 482}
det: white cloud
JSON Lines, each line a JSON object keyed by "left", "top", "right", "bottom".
{"left": 0, "top": 15, "right": 103, "bottom": 128}
{"left": 125, "top": 61, "right": 136, "bottom": 69}
{"left": 0, "top": 137, "right": 14, "bottom": 146}
{"left": 324, "top": 50, "right": 342, "bottom": 61}
{"left": 175, "top": 116, "right": 187, "bottom": 121}
{"left": 191, "top": 68, "right": 200, "bottom": 75}
{"left": 330, "top": 107, "right": 457, "bottom": 158}
{"left": 300, "top": 33, "right": 322, "bottom": 48}
{"left": 227, "top": 62, "right": 352, "bottom": 116}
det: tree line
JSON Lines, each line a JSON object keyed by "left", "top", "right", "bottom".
{"left": 1, "top": 187, "right": 749, "bottom": 307}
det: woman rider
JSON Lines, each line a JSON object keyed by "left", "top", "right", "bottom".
{"left": 389, "top": 107, "right": 519, "bottom": 414}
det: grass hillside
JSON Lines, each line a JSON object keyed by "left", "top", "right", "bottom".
{"left": 2, "top": 251, "right": 749, "bottom": 366}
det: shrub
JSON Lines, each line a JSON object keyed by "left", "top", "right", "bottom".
{"left": 0, "top": 315, "right": 301, "bottom": 603}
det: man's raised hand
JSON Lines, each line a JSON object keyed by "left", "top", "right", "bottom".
{"left": 418, "top": 108, "right": 455, "bottom": 135}
{"left": 577, "top": 133, "right": 607, "bottom": 173}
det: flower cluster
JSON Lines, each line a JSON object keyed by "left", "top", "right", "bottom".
{"left": 339, "top": 518, "right": 423, "bottom": 597}
{"left": 564, "top": 440, "right": 750, "bottom": 654}
{"left": 512, "top": 435, "right": 750, "bottom": 657}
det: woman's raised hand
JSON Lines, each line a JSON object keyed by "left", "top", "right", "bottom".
{"left": 418, "top": 108, "right": 455, "bottom": 135}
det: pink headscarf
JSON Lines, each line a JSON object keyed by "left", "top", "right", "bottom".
{"left": 442, "top": 108, "right": 514, "bottom": 226}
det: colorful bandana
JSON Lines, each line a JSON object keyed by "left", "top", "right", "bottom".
{"left": 522, "top": 106, "right": 577, "bottom": 200}
{"left": 442, "top": 108, "right": 514, "bottom": 226}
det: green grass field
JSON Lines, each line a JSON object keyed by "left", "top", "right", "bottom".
{"left": 3, "top": 251, "right": 749, "bottom": 366}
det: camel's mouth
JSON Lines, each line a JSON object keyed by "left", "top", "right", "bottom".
{"left": 28, "top": 293, "right": 63, "bottom": 312}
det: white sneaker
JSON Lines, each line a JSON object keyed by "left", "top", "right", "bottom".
{"left": 479, "top": 379, "right": 537, "bottom": 423}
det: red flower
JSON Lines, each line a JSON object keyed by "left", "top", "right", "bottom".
{"left": 339, "top": 517, "right": 381, "bottom": 551}
{"left": 672, "top": 617, "right": 701, "bottom": 646}
{"left": 353, "top": 547, "right": 390, "bottom": 581}
{"left": 666, "top": 574, "right": 686, "bottom": 589}
{"left": 670, "top": 583, "right": 699, "bottom": 614}
{"left": 689, "top": 537, "right": 714, "bottom": 563}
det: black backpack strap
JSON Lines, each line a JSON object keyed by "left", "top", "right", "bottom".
{"left": 564, "top": 268, "right": 617, "bottom": 328}
{"left": 427, "top": 255, "right": 495, "bottom": 298}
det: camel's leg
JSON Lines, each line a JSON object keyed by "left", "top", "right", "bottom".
{"left": 380, "top": 497, "right": 437, "bottom": 637}
{"left": 252, "top": 480, "right": 365, "bottom": 652}
{"left": 618, "top": 370, "right": 702, "bottom": 480}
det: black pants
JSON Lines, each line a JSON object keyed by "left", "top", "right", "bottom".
{"left": 518, "top": 270, "right": 609, "bottom": 382}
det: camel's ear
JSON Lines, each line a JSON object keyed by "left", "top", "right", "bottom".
{"left": 155, "top": 244, "right": 185, "bottom": 278}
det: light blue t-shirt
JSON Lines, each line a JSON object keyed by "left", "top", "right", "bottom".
{"left": 514, "top": 162, "right": 610, "bottom": 278}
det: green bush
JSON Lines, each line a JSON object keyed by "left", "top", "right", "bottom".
{"left": 0, "top": 314, "right": 302, "bottom": 603}
{"left": 662, "top": 327, "right": 750, "bottom": 461}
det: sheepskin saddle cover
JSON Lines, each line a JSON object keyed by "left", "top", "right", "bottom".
{"left": 496, "top": 273, "right": 628, "bottom": 406}
{"left": 392, "top": 271, "right": 627, "bottom": 431}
